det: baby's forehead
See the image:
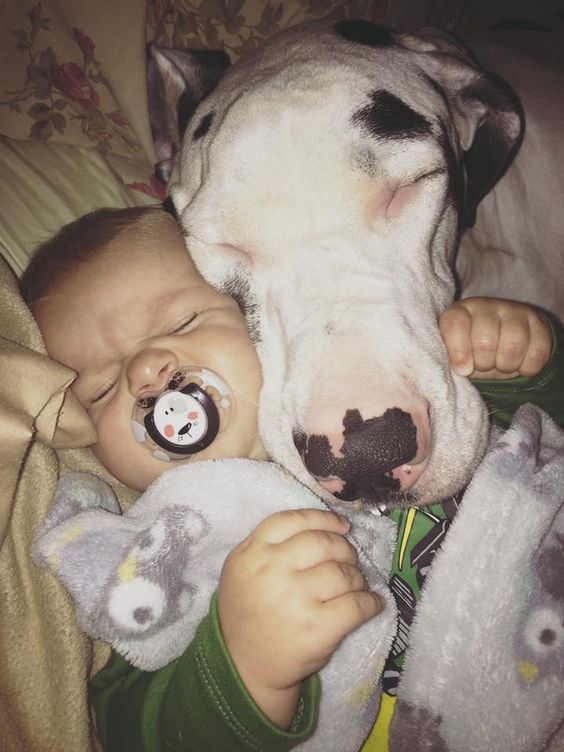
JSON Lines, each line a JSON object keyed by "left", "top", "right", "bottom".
{"left": 71, "top": 229, "right": 194, "bottom": 286}
{"left": 101, "top": 227, "right": 187, "bottom": 265}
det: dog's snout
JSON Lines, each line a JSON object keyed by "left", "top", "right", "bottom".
{"left": 295, "top": 404, "right": 431, "bottom": 502}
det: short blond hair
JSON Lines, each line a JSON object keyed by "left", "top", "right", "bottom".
{"left": 21, "top": 206, "right": 181, "bottom": 308}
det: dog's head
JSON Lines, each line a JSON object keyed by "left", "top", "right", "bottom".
{"left": 150, "top": 20, "right": 524, "bottom": 507}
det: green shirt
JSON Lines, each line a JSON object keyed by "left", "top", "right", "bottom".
{"left": 91, "top": 315, "right": 564, "bottom": 752}
{"left": 91, "top": 593, "right": 319, "bottom": 752}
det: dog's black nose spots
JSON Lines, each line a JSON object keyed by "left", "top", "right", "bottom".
{"left": 352, "top": 91, "right": 431, "bottom": 141}
{"left": 334, "top": 20, "right": 395, "bottom": 48}
{"left": 297, "top": 408, "right": 418, "bottom": 503}
{"left": 193, "top": 112, "right": 214, "bottom": 141}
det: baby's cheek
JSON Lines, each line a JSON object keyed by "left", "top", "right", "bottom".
{"left": 91, "top": 403, "right": 158, "bottom": 492}
{"left": 91, "top": 409, "right": 127, "bottom": 472}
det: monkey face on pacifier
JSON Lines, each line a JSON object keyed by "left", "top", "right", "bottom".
{"left": 131, "top": 367, "right": 235, "bottom": 462}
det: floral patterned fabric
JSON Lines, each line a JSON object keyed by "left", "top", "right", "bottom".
{"left": 144, "top": 0, "right": 468, "bottom": 59}
{"left": 146, "top": 0, "right": 388, "bottom": 58}
{"left": 0, "top": 1, "right": 155, "bottom": 189}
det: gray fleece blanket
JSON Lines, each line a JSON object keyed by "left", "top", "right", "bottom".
{"left": 33, "top": 405, "right": 564, "bottom": 751}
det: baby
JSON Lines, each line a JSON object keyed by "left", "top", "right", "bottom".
{"left": 23, "top": 206, "right": 558, "bottom": 752}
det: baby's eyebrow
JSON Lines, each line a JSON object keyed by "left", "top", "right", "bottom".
{"left": 149, "top": 287, "right": 194, "bottom": 317}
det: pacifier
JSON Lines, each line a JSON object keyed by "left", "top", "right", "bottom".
{"left": 131, "top": 367, "right": 235, "bottom": 462}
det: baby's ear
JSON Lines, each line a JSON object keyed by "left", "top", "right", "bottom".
{"left": 147, "top": 45, "right": 230, "bottom": 183}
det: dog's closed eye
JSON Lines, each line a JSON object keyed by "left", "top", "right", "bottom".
{"left": 369, "top": 169, "right": 445, "bottom": 222}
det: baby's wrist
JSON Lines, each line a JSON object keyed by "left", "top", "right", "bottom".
{"left": 239, "top": 668, "right": 302, "bottom": 730}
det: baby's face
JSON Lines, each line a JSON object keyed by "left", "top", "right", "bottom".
{"left": 36, "top": 228, "right": 264, "bottom": 491}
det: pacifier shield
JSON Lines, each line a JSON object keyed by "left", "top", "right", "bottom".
{"left": 131, "top": 367, "right": 235, "bottom": 461}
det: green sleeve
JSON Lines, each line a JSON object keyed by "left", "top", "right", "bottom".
{"left": 90, "top": 593, "right": 320, "bottom": 752}
{"left": 472, "top": 313, "right": 564, "bottom": 429}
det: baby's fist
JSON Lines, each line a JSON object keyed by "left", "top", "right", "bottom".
{"left": 440, "top": 297, "right": 552, "bottom": 380}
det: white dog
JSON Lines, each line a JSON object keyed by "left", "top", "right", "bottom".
{"left": 149, "top": 19, "right": 564, "bottom": 508}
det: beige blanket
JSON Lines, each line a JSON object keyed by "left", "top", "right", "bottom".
{"left": 1, "top": 2, "right": 150, "bottom": 741}
{"left": 0, "top": 254, "right": 139, "bottom": 752}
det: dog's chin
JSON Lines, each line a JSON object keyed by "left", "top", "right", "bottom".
{"left": 318, "top": 489, "right": 417, "bottom": 513}
{"left": 272, "top": 434, "right": 489, "bottom": 514}
{"left": 267, "top": 450, "right": 427, "bottom": 512}
{"left": 265, "top": 438, "right": 487, "bottom": 515}
{"left": 316, "top": 461, "right": 476, "bottom": 513}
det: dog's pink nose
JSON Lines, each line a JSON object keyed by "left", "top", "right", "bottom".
{"left": 294, "top": 402, "right": 430, "bottom": 503}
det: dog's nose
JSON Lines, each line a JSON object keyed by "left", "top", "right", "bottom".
{"left": 294, "top": 403, "right": 430, "bottom": 502}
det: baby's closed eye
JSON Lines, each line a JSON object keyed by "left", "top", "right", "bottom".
{"left": 169, "top": 313, "right": 198, "bottom": 335}
{"left": 91, "top": 380, "right": 118, "bottom": 404}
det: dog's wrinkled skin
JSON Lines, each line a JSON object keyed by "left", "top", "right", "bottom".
{"left": 149, "top": 19, "right": 561, "bottom": 508}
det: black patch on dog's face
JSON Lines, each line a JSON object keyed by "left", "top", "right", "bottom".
{"left": 440, "top": 128, "right": 466, "bottom": 232}
{"left": 177, "top": 90, "right": 197, "bottom": 139}
{"left": 296, "top": 407, "right": 418, "bottom": 504}
{"left": 220, "top": 274, "right": 261, "bottom": 344}
{"left": 221, "top": 274, "right": 251, "bottom": 316}
{"left": 334, "top": 20, "right": 395, "bottom": 48}
{"left": 193, "top": 112, "right": 214, "bottom": 141}
{"left": 418, "top": 75, "right": 467, "bottom": 233}
{"left": 175, "top": 47, "right": 229, "bottom": 140}
{"left": 352, "top": 91, "right": 431, "bottom": 141}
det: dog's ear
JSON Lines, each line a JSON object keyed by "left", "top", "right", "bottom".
{"left": 147, "top": 45, "right": 230, "bottom": 183}
{"left": 401, "top": 29, "right": 524, "bottom": 227}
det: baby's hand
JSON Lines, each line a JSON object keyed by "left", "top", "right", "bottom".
{"left": 217, "top": 508, "right": 383, "bottom": 729}
{"left": 440, "top": 297, "right": 552, "bottom": 380}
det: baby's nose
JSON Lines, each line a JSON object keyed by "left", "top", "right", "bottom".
{"left": 127, "top": 349, "right": 179, "bottom": 398}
